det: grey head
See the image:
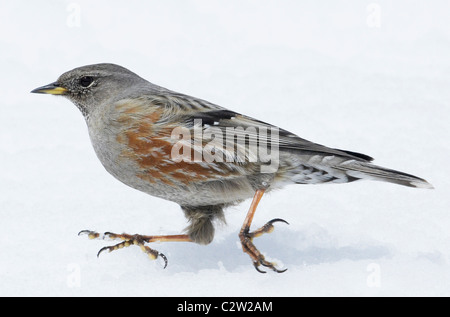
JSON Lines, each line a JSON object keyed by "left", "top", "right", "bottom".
{"left": 31, "top": 63, "right": 150, "bottom": 119}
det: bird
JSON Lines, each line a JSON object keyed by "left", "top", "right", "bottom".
{"left": 31, "top": 63, "right": 433, "bottom": 273}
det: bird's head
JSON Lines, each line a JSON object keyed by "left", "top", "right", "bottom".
{"left": 31, "top": 63, "right": 146, "bottom": 119}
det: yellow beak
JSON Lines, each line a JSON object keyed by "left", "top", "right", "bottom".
{"left": 31, "top": 82, "right": 68, "bottom": 95}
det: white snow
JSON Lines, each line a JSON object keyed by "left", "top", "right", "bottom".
{"left": 1, "top": 0, "right": 450, "bottom": 296}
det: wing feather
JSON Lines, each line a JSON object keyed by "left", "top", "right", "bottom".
{"left": 148, "top": 93, "right": 373, "bottom": 164}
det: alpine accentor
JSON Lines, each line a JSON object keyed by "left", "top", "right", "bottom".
{"left": 31, "top": 63, "right": 432, "bottom": 273}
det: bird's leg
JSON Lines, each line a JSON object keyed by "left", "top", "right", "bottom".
{"left": 78, "top": 230, "right": 192, "bottom": 268}
{"left": 239, "top": 189, "right": 289, "bottom": 273}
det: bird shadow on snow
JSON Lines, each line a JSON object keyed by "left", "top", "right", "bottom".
{"left": 156, "top": 224, "right": 392, "bottom": 273}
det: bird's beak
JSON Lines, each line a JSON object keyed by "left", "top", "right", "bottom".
{"left": 31, "top": 82, "right": 68, "bottom": 95}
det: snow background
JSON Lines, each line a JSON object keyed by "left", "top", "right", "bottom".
{"left": 1, "top": 0, "right": 449, "bottom": 296}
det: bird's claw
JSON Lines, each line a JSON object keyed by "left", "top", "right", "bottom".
{"left": 79, "top": 230, "right": 168, "bottom": 269}
{"left": 253, "top": 259, "right": 288, "bottom": 274}
{"left": 240, "top": 218, "right": 289, "bottom": 274}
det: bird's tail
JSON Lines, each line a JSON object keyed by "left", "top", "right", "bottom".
{"left": 335, "top": 160, "right": 434, "bottom": 189}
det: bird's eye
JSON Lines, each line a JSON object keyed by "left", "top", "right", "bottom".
{"left": 79, "top": 76, "right": 94, "bottom": 88}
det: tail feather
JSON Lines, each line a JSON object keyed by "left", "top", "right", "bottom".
{"left": 335, "top": 161, "right": 434, "bottom": 189}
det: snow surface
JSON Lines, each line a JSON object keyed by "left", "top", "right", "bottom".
{"left": 1, "top": 0, "right": 450, "bottom": 296}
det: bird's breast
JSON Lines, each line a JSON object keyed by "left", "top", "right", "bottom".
{"left": 87, "top": 99, "right": 253, "bottom": 205}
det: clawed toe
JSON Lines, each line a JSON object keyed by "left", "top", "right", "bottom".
{"left": 79, "top": 230, "right": 193, "bottom": 269}
{"left": 249, "top": 218, "right": 289, "bottom": 239}
{"left": 79, "top": 230, "right": 168, "bottom": 268}
{"left": 78, "top": 230, "right": 101, "bottom": 239}
{"left": 256, "top": 258, "right": 288, "bottom": 274}
{"left": 239, "top": 218, "right": 289, "bottom": 274}
{"left": 238, "top": 189, "right": 290, "bottom": 274}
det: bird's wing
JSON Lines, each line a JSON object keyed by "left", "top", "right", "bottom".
{"left": 177, "top": 108, "right": 373, "bottom": 163}
{"left": 146, "top": 92, "right": 373, "bottom": 167}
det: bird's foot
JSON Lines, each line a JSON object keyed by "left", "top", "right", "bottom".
{"left": 238, "top": 218, "right": 289, "bottom": 273}
{"left": 78, "top": 230, "right": 172, "bottom": 268}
